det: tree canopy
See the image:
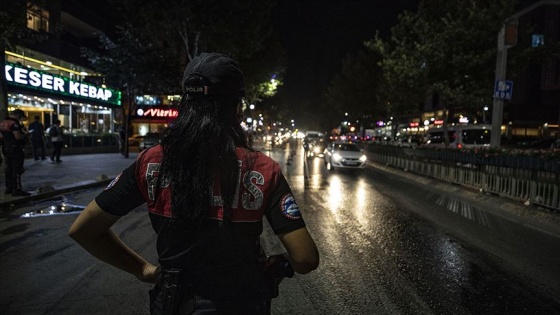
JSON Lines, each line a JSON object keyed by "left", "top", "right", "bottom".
{"left": 321, "top": 0, "right": 536, "bottom": 134}
{"left": 95, "top": 0, "right": 287, "bottom": 105}
{"left": 367, "top": 0, "right": 519, "bottom": 120}
{"left": 324, "top": 49, "right": 384, "bottom": 129}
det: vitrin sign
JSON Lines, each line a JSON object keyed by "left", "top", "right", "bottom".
{"left": 136, "top": 107, "right": 178, "bottom": 118}
{"left": 5, "top": 62, "right": 121, "bottom": 106}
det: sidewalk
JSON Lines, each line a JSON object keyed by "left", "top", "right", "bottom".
{"left": 0, "top": 152, "right": 138, "bottom": 208}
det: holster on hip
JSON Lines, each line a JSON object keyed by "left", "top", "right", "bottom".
{"left": 160, "top": 269, "right": 194, "bottom": 315}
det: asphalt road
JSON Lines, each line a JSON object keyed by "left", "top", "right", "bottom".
{"left": 1, "top": 140, "right": 559, "bottom": 314}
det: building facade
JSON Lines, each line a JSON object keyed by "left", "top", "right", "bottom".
{"left": 5, "top": 1, "right": 122, "bottom": 137}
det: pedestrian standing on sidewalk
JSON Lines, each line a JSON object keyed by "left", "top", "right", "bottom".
{"left": 118, "top": 126, "right": 126, "bottom": 156}
{"left": 0, "top": 109, "right": 31, "bottom": 196}
{"left": 48, "top": 120, "right": 63, "bottom": 163}
{"left": 69, "top": 52, "right": 319, "bottom": 314}
{"left": 28, "top": 115, "right": 47, "bottom": 161}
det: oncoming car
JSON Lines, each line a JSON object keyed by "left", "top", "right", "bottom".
{"left": 306, "top": 140, "right": 326, "bottom": 158}
{"left": 323, "top": 142, "right": 367, "bottom": 171}
{"left": 304, "top": 131, "right": 326, "bottom": 158}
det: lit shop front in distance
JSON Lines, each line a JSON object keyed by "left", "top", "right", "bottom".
{"left": 5, "top": 51, "right": 122, "bottom": 133}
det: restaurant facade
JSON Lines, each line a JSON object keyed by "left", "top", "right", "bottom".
{"left": 5, "top": 49, "right": 122, "bottom": 134}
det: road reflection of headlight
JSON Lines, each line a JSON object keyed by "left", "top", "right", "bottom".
{"left": 333, "top": 153, "right": 342, "bottom": 161}
{"left": 359, "top": 155, "right": 367, "bottom": 162}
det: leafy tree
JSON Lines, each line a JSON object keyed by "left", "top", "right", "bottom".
{"left": 106, "top": 0, "right": 286, "bottom": 107}
{"left": 82, "top": 24, "right": 181, "bottom": 157}
{"left": 366, "top": 14, "right": 428, "bottom": 120}
{"left": 367, "top": 0, "right": 518, "bottom": 145}
{"left": 324, "top": 49, "right": 384, "bottom": 132}
{"left": 85, "top": 0, "right": 286, "bottom": 155}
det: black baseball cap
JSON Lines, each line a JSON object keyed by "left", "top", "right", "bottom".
{"left": 182, "top": 53, "right": 245, "bottom": 100}
{"left": 11, "top": 109, "right": 27, "bottom": 118}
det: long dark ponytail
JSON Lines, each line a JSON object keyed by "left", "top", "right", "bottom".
{"left": 158, "top": 76, "right": 252, "bottom": 228}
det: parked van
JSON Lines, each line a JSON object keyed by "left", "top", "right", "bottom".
{"left": 424, "top": 124, "right": 491, "bottom": 149}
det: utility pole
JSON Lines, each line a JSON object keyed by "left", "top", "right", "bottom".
{"left": 490, "top": 0, "right": 560, "bottom": 148}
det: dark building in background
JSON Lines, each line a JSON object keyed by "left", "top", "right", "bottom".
{"left": 505, "top": 2, "right": 560, "bottom": 141}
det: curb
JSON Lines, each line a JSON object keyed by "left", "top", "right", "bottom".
{"left": 0, "top": 179, "right": 112, "bottom": 209}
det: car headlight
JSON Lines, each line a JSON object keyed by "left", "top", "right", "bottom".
{"left": 332, "top": 153, "right": 342, "bottom": 161}
{"left": 359, "top": 155, "right": 367, "bottom": 162}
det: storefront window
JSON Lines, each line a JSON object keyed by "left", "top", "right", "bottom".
{"left": 75, "top": 105, "right": 112, "bottom": 134}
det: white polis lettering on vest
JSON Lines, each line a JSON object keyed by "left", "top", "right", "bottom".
{"left": 5, "top": 64, "right": 112, "bottom": 101}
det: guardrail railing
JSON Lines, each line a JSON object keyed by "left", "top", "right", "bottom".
{"left": 362, "top": 144, "right": 560, "bottom": 211}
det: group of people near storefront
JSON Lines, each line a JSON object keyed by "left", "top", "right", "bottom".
{"left": 0, "top": 110, "right": 65, "bottom": 196}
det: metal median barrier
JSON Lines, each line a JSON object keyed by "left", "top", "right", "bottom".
{"left": 363, "top": 144, "right": 560, "bottom": 211}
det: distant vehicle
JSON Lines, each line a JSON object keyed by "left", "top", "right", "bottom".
{"left": 306, "top": 139, "right": 326, "bottom": 158}
{"left": 138, "top": 132, "right": 161, "bottom": 151}
{"left": 263, "top": 132, "right": 278, "bottom": 148}
{"left": 388, "top": 135, "right": 424, "bottom": 148}
{"left": 303, "top": 131, "right": 326, "bottom": 158}
{"left": 128, "top": 134, "right": 144, "bottom": 146}
{"left": 424, "top": 124, "right": 491, "bottom": 149}
{"left": 323, "top": 142, "right": 367, "bottom": 171}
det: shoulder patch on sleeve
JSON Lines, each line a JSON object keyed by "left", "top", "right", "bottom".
{"left": 280, "top": 193, "right": 302, "bottom": 220}
{"left": 105, "top": 173, "right": 122, "bottom": 190}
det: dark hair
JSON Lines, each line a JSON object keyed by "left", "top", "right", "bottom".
{"left": 159, "top": 78, "right": 253, "bottom": 228}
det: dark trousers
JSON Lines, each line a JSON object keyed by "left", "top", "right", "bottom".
{"left": 149, "top": 286, "right": 270, "bottom": 315}
{"left": 31, "top": 139, "right": 46, "bottom": 160}
{"left": 4, "top": 153, "right": 25, "bottom": 191}
{"left": 51, "top": 142, "right": 63, "bottom": 161}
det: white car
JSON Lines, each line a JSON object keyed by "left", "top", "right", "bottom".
{"left": 324, "top": 142, "right": 367, "bottom": 171}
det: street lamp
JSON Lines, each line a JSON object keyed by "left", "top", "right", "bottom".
{"left": 483, "top": 106, "right": 489, "bottom": 123}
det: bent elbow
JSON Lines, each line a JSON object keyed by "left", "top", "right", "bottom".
{"left": 68, "top": 224, "right": 88, "bottom": 243}
{"left": 292, "top": 254, "right": 320, "bottom": 274}
{"left": 68, "top": 226, "right": 80, "bottom": 241}
{"left": 295, "top": 261, "right": 319, "bottom": 275}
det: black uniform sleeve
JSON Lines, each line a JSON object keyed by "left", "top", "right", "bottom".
{"left": 95, "top": 162, "right": 146, "bottom": 216}
{"left": 265, "top": 172, "right": 306, "bottom": 235}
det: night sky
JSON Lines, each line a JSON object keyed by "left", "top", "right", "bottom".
{"left": 270, "top": 0, "right": 419, "bottom": 121}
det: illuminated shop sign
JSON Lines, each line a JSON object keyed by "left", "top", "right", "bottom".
{"left": 135, "top": 107, "right": 178, "bottom": 118}
{"left": 5, "top": 62, "right": 121, "bottom": 106}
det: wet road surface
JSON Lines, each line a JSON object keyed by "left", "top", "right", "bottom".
{"left": 1, "top": 140, "right": 559, "bottom": 314}
{"left": 268, "top": 140, "right": 560, "bottom": 314}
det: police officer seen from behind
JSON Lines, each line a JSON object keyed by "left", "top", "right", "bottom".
{"left": 0, "top": 109, "right": 31, "bottom": 196}
{"left": 69, "top": 52, "right": 320, "bottom": 314}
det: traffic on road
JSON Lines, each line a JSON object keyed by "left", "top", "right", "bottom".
{"left": 1, "top": 139, "right": 559, "bottom": 314}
